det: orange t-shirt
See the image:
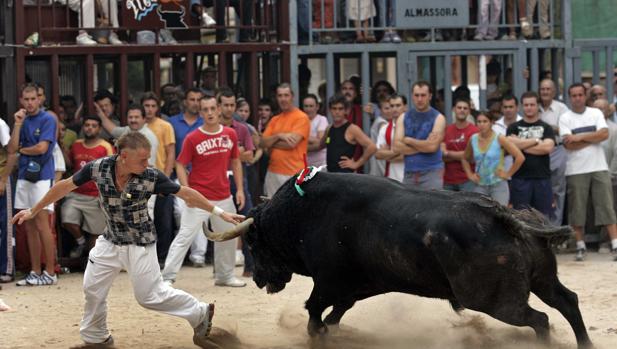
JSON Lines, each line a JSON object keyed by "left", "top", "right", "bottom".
{"left": 262, "top": 108, "right": 310, "bottom": 176}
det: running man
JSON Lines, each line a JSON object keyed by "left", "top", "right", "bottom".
{"left": 12, "top": 131, "right": 244, "bottom": 348}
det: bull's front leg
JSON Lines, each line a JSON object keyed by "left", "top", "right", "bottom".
{"left": 305, "top": 287, "right": 330, "bottom": 336}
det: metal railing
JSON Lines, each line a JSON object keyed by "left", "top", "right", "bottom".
{"left": 303, "top": 0, "right": 562, "bottom": 45}
{"left": 17, "top": 0, "right": 281, "bottom": 45}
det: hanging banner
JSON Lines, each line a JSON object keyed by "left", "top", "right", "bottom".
{"left": 122, "top": 0, "right": 190, "bottom": 29}
{"left": 395, "top": 0, "right": 469, "bottom": 29}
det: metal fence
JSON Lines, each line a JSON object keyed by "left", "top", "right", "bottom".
{"left": 304, "top": 0, "right": 561, "bottom": 45}
{"left": 18, "top": 0, "right": 281, "bottom": 45}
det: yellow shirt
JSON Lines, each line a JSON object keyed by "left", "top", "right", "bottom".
{"left": 262, "top": 108, "right": 310, "bottom": 176}
{"left": 146, "top": 117, "right": 176, "bottom": 171}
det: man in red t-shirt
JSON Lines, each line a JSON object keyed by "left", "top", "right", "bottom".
{"left": 442, "top": 99, "right": 479, "bottom": 192}
{"left": 162, "top": 95, "right": 246, "bottom": 287}
{"left": 61, "top": 115, "right": 114, "bottom": 258}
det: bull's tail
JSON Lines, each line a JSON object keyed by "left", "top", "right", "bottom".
{"left": 508, "top": 209, "right": 572, "bottom": 246}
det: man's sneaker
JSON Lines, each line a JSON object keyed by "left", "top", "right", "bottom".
{"left": 27, "top": 270, "right": 57, "bottom": 286}
{"left": 108, "top": 32, "right": 123, "bottom": 45}
{"left": 520, "top": 18, "right": 533, "bottom": 38}
{"left": 193, "top": 303, "right": 215, "bottom": 347}
{"left": 611, "top": 248, "right": 617, "bottom": 261}
{"left": 83, "top": 335, "right": 114, "bottom": 348}
{"left": 201, "top": 12, "right": 216, "bottom": 27}
{"left": 0, "top": 274, "right": 13, "bottom": 283}
{"left": 575, "top": 248, "right": 586, "bottom": 262}
{"left": 159, "top": 29, "right": 177, "bottom": 44}
{"left": 76, "top": 32, "right": 97, "bottom": 46}
{"left": 70, "top": 243, "right": 86, "bottom": 258}
{"left": 215, "top": 277, "right": 246, "bottom": 287}
{"left": 16, "top": 271, "right": 39, "bottom": 286}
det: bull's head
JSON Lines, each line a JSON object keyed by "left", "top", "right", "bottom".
{"left": 205, "top": 206, "right": 293, "bottom": 294}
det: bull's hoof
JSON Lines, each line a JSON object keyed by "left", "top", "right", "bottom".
{"left": 307, "top": 321, "right": 328, "bottom": 337}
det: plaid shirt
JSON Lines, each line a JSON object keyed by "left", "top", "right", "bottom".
{"left": 91, "top": 157, "right": 157, "bottom": 246}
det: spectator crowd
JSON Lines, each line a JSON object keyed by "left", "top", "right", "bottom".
{"left": 2, "top": 65, "right": 617, "bottom": 289}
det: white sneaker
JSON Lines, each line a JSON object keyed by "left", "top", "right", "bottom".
{"left": 193, "top": 303, "right": 215, "bottom": 347}
{"left": 24, "top": 270, "right": 57, "bottom": 286}
{"left": 76, "top": 33, "right": 97, "bottom": 46}
{"left": 214, "top": 277, "right": 246, "bottom": 287}
{"left": 108, "top": 32, "right": 123, "bottom": 45}
{"left": 201, "top": 12, "right": 216, "bottom": 27}
{"left": 159, "top": 29, "right": 177, "bottom": 44}
{"left": 16, "top": 271, "right": 39, "bottom": 286}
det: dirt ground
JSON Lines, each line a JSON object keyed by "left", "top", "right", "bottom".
{"left": 1, "top": 252, "right": 617, "bottom": 349}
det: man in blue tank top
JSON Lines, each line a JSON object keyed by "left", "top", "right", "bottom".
{"left": 393, "top": 81, "right": 446, "bottom": 190}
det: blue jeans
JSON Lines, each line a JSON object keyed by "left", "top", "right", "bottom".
{"left": 229, "top": 173, "right": 254, "bottom": 273}
{"left": 403, "top": 168, "right": 444, "bottom": 190}
{"left": 444, "top": 180, "right": 476, "bottom": 192}
{"left": 510, "top": 177, "right": 553, "bottom": 217}
{"left": 297, "top": 0, "right": 310, "bottom": 43}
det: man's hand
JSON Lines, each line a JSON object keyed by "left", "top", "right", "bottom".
{"left": 338, "top": 156, "right": 359, "bottom": 171}
{"left": 12, "top": 209, "right": 34, "bottom": 225}
{"left": 14, "top": 109, "right": 26, "bottom": 124}
{"left": 279, "top": 133, "right": 299, "bottom": 147}
{"left": 562, "top": 134, "right": 581, "bottom": 144}
{"left": 235, "top": 190, "right": 246, "bottom": 211}
{"left": 220, "top": 212, "right": 245, "bottom": 225}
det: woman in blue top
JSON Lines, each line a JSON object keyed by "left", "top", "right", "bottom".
{"left": 461, "top": 112, "right": 525, "bottom": 205}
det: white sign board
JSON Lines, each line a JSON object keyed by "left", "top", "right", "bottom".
{"left": 395, "top": 0, "right": 469, "bottom": 29}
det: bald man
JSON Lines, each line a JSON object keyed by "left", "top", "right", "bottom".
{"left": 594, "top": 98, "right": 617, "bottom": 180}
{"left": 539, "top": 79, "right": 569, "bottom": 226}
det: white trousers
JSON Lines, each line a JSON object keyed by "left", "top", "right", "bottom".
{"left": 264, "top": 171, "right": 292, "bottom": 197}
{"left": 80, "top": 236, "right": 205, "bottom": 344}
{"left": 162, "top": 197, "right": 237, "bottom": 283}
{"left": 62, "top": 0, "right": 119, "bottom": 28}
{"left": 172, "top": 182, "right": 209, "bottom": 263}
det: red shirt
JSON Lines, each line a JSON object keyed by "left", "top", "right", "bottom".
{"left": 70, "top": 139, "right": 115, "bottom": 196}
{"left": 444, "top": 123, "right": 479, "bottom": 185}
{"left": 177, "top": 126, "right": 239, "bottom": 200}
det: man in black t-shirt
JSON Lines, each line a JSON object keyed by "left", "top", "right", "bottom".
{"left": 506, "top": 91, "right": 556, "bottom": 217}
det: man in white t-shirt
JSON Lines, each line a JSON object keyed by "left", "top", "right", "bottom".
{"left": 375, "top": 94, "right": 407, "bottom": 182}
{"left": 559, "top": 83, "right": 617, "bottom": 262}
{"left": 304, "top": 95, "right": 328, "bottom": 167}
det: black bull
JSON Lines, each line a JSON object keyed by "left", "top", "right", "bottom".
{"left": 208, "top": 172, "right": 592, "bottom": 348}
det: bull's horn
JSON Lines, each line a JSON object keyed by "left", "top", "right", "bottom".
{"left": 204, "top": 218, "right": 254, "bottom": 242}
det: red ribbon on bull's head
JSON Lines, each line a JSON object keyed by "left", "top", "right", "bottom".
{"left": 294, "top": 154, "right": 322, "bottom": 197}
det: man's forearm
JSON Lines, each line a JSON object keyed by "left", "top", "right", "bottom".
{"left": 231, "top": 159, "right": 244, "bottom": 193}
{"left": 7, "top": 125, "right": 21, "bottom": 154}
{"left": 19, "top": 143, "right": 49, "bottom": 156}
{"left": 31, "top": 178, "right": 77, "bottom": 216}
{"left": 175, "top": 163, "right": 189, "bottom": 186}
{"left": 259, "top": 134, "right": 279, "bottom": 149}
{"left": 164, "top": 144, "right": 175, "bottom": 176}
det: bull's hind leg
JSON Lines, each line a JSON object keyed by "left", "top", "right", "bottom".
{"left": 532, "top": 278, "right": 593, "bottom": 349}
